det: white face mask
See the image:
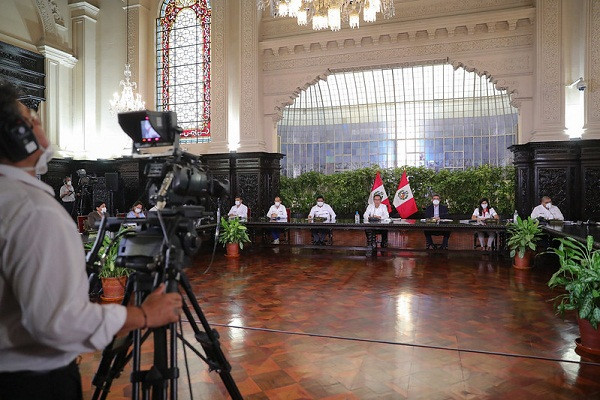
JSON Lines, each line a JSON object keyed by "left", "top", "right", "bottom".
{"left": 545, "top": 202, "right": 552, "bottom": 210}
{"left": 100, "top": 207, "right": 107, "bottom": 213}
{"left": 134, "top": 207, "right": 142, "bottom": 213}
{"left": 481, "top": 203, "right": 488, "bottom": 209}
{"left": 432, "top": 199, "right": 440, "bottom": 205}
{"left": 274, "top": 201, "right": 280, "bottom": 206}
{"left": 66, "top": 180, "right": 71, "bottom": 186}
{"left": 235, "top": 200, "right": 240, "bottom": 206}
{"left": 317, "top": 201, "right": 324, "bottom": 207}
{"left": 22, "top": 146, "right": 54, "bottom": 175}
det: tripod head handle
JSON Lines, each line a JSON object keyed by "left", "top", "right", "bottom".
{"left": 86, "top": 215, "right": 108, "bottom": 270}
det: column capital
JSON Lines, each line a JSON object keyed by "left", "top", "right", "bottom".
{"left": 68, "top": 1, "right": 100, "bottom": 20}
{"left": 37, "top": 45, "right": 77, "bottom": 68}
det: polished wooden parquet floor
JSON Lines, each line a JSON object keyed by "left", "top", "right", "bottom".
{"left": 80, "top": 247, "right": 600, "bottom": 399}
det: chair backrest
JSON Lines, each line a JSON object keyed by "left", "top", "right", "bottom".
{"left": 286, "top": 208, "right": 291, "bottom": 221}
{"left": 247, "top": 207, "right": 251, "bottom": 220}
{"left": 77, "top": 215, "right": 87, "bottom": 233}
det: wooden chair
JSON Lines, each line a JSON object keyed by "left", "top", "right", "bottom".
{"left": 77, "top": 215, "right": 87, "bottom": 234}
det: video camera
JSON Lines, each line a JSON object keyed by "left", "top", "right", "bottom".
{"left": 76, "top": 168, "right": 97, "bottom": 187}
{"left": 118, "top": 110, "right": 229, "bottom": 209}
{"left": 85, "top": 110, "right": 228, "bottom": 269}
{"left": 85, "top": 111, "right": 240, "bottom": 400}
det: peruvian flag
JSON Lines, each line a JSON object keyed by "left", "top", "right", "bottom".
{"left": 393, "top": 171, "right": 418, "bottom": 218}
{"left": 368, "top": 171, "right": 392, "bottom": 212}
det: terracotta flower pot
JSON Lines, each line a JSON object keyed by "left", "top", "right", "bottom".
{"left": 513, "top": 249, "right": 534, "bottom": 269}
{"left": 101, "top": 276, "right": 127, "bottom": 301}
{"left": 225, "top": 242, "right": 240, "bottom": 258}
{"left": 577, "top": 317, "right": 600, "bottom": 354}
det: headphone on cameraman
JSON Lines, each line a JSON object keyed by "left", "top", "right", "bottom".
{"left": 0, "top": 113, "right": 39, "bottom": 163}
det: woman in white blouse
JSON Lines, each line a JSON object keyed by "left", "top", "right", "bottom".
{"left": 471, "top": 197, "right": 500, "bottom": 250}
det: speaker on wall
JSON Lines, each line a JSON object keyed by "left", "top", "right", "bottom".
{"left": 105, "top": 172, "right": 119, "bottom": 192}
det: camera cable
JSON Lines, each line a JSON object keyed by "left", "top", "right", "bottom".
{"left": 203, "top": 199, "right": 221, "bottom": 275}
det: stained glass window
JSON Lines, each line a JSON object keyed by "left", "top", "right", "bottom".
{"left": 157, "top": 0, "right": 211, "bottom": 143}
{"left": 278, "top": 63, "right": 518, "bottom": 177}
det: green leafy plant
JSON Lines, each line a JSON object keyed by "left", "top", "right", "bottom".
{"left": 506, "top": 216, "right": 543, "bottom": 258}
{"left": 280, "top": 165, "right": 515, "bottom": 217}
{"left": 218, "top": 217, "right": 251, "bottom": 249}
{"left": 86, "top": 226, "right": 135, "bottom": 278}
{"left": 548, "top": 236, "right": 600, "bottom": 329}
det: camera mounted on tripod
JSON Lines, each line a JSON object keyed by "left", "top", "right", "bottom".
{"left": 86, "top": 111, "right": 241, "bottom": 400}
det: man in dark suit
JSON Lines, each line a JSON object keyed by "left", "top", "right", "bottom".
{"left": 424, "top": 194, "right": 451, "bottom": 249}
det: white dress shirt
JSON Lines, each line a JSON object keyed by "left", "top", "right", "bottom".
{"left": 363, "top": 203, "right": 389, "bottom": 222}
{"left": 266, "top": 204, "right": 287, "bottom": 221}
{"left": 531, "top": 204, "right": 564, "bottom": 220}
{"left": 0, "top": 165, "right": 126, "bottom": 372}
{"left": 308, "top": 203, "right": 336, "bottom": 222}
{"left": 472, "top": 207, "right": 498, "bottom": 219}
{"left": 228, "top": 203, "right": 248, "bottom": 219}
{"left": 59, "top": 183, "right": 75, "bottom": 202}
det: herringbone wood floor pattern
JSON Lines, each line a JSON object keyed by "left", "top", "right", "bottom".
{"left": 80, "top": 247, "right": 600, "bottom": 399}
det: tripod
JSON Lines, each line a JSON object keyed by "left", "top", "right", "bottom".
{"left": 89, "top": 216, "right": 242, "bottom": 400}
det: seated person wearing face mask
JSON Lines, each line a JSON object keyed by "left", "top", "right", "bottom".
{"left": 424, "top": 194, "right": 450, "bottom": 250}
{"left": 126, "top": 201, "right": 146, "bottom": 218}
{"left": 87, "top": 201, "right": 107, "bottom": 231}
{"left": 531, "top": 196, "right": 564, "bottom": 221}
{"left": 363, "top": 194, "right": 389, "bottom": 248}
{"left": 308, "top": 195, "right": 336, "bottom": 245}
{"left": 228, "top": 196, "right": 248, "bottom": 220}
{"left": 471, "top": 197, "right": 500, "bottom": 251}
{"left": 266, "top": 196, "right": 287, "bottom": 244}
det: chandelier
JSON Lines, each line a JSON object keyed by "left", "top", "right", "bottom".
{"left": 258, "top": 0, "right": 395, "bottom": 31}
{"left": 109, "top": 0, "right": 145, "bottom": 114}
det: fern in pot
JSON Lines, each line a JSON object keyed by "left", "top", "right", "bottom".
{"left": 86, "top": 226, "right": 134, "bottom": 301}
{"left": 506, "top": 216, "right": 543, "bottom": 269}
{"left": 218, "top": 217, "right": 251, "bottom": 258}
{"left": 548, "top": 235, "right": 600, "bottom": 353}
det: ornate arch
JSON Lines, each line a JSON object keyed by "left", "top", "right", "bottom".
{"left": 448, "top": 58, "right": 524, "bottom": 109}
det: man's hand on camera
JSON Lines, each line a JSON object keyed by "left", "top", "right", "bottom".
{"left": 142, "top": 283, "right": 183, "bottom": 328}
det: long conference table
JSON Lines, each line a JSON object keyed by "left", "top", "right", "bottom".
{"left": 246, "top": 218, "right": 509, "bottom": 255}
{"left": 541, "top": 223, "right": 600, "bottom": 249}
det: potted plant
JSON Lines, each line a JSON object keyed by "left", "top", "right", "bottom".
{"left": 87, "top": 226, "right": 134, "bottom": 301}
{"left": 548, "top": 235, "right": 600, "bottom": 354}
{"left": 507, "top": 216, "right": 543, "bottom": 269}
{"left": 218, "top": 217, "right": 251, "bottom": 257}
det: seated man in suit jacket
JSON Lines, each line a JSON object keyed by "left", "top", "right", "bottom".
{"left": 424, "top": 194, "right": 451, "bottom": 249}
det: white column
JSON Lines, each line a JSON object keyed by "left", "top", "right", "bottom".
{"left": 583, "top": 0, "right": 600, "bottom": 139}
{"left": 530, "top": 0, "right": 568, "bottom": 142}
{"left": 226, "top": 0, "right": 241, "bottom": 152}
{"left": 238, "top": 0, "right": 265, "bottom": 152}
{"left": 36, "top": 45, "right": 77, "bottom": 155}
{"left": 207, "top": 0, "right": 229, "bottom": 153}
{"left": 68, "top": 1, "right": 99, "bottom": 157}
{"left": 562, "top": 0, "right": 586, "bottom": 138}
{"left": 125, "top": 0, "right": 150, "bottom": 102}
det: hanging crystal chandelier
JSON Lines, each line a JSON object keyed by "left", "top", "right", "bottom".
{"left": 258, "top": 0, "right": 395, "bottom": 31}
{"left": 109, "top": 64, "right": 145, "bottom": 113}
{"left": 109, "top": 0, "right": 145, "bottom": 114}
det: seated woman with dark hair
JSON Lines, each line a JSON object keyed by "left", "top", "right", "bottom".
{"left": 471, "top": 197, "right": 500, "bottom": 250}
{"left": 126, "top": 201, "right": 145, "bottom": 218}
{"left": 86, "top": 201, "right": 107, "bottom": 231}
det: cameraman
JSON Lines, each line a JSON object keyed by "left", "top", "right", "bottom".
{"left": 59, "top": 176, "right": 75, "bottom": 216}
{"left": 0, "top": 82, "right": 183, "bottom": 400}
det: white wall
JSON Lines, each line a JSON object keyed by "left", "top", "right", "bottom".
{"left": 2, "top": 0, "right": 599, "bottom": 160}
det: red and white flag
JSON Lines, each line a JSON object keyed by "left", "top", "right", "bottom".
{"left": 393, "top": 171, "right": 418, "bottom": 218}
{"left": 368, "top": 171, "right": 392, "bottom": 212}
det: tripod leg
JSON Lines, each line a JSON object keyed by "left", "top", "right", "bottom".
{"left": 176, "top": 271, "right": 243, "bottom": 400}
